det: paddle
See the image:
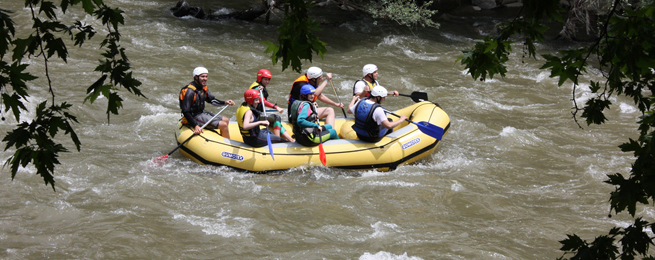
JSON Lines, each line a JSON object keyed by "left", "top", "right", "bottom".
{"left": 260, "top": 88, "right": 274, "bottom": 160}
{"left": 328, "top": 78, "right": 347, "bottom": 118}
{"left": 385, "top": 110, "right": 444, "bottom": 140}
{"left": 154, "top": 105, "right": 229, "bottom": 162}
{"left": 311, "top": 103, "right": 327, "bottom": 166}
{"left": 318, "top": 129, "right": 327, "bottom": 166}
{"left": 398, "top": 91, "right": 428, "bottom": 103}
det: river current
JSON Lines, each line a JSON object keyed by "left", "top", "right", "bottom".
{"left": 1, "top": 0, "right": 650, "bottom": 259}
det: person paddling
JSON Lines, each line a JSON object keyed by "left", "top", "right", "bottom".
{"left": 348, "top": 86, "right": 407, "bottom": 143}
{"left": 237, "top": 89, "right": 294, "bottom": 147}
{"left": 353, "top": 64, "right": 400, "bottom": 99}
{"left": 287, "top": 66, "right": 343, "bottom": 119}
{"left": 179, "top": 67, "right": 235, "bottom": 138}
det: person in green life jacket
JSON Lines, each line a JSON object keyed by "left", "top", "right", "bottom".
{"left": 290, "top": 84, "right": 339, "bottom": 147}
{"left": 179, "top": 66, "right": 235, "bottom": 138}
{"left": 237, "top": 89, "right": 294, "bottom": 147}
{"left": 348, "top": 86, "right": 407, "bottom": 143}
{"left": 248, "top": 69, "right": 284, "bottom": 114}
{"left": 353, "top": 64, "right": 400, "bottom": 99}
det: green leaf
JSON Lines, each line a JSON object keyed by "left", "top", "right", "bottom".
{"left": 1, "top": 93, "right": 28, "bottom": 121}
{"left": 560, "top": 234, "right": 586, "bottom": 251}
{"left": 582, "top": 98, "right": 611, "bottom": 125}
{"left": 80, "top": 0, "right": 97, "bottom": 14}
{"left": 39, "top": 1, "right": 58, "bottom": 20}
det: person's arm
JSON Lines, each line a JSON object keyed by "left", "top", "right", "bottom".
{"left": 297, "top": 104, "right": 320, "bottom": 128}
{"left": 205, "top": 89, "right": 225, "bottom": 105}
{"left": 242, "top": 110, "right": 268, "bottom": 130}
{"left": 380, "top": 108, "right": 407, "bottom": 129}
{"left": 262, "top": 96, "right": 281, "bottom": 112}
{"left": 348, "top": 95, "right": 359, "bottom": 114}
{"left": 389, "top": 90, "right": 399, "bottom": 97}
{"left": 313, "top": 72, "right": 332, "bottom": 96}
{"left": 353, "top": 81, "right": 367, "bottom": 99}
{"left": 181, "top": 89, "right": 198, "bottom": 128}
{"left": 207, "top": 89, "right": 235, "bottom": 106}
{"left": 317, "top": 93, "right": 343, "bottom": 108}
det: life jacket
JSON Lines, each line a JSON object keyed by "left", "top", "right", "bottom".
{"left": 179, "top": 82, "right": 208, "bottom": 124}
{"left": 249, "top": 81, "right": 269, "bottom": 100}
{"left": 236, "top": 103, "right": 262, "bottom": 138}
{"left": 352, "top": 98, "right": 386, "bottom": 138}
{"left": 249, "top": 81, "right": 270, "bottom": 112}
{"left": 353, "top": 78, "right": 377, "bottom": 97}
{"left": 289, "top": 100, "right": 330, "bottom": 146}
{"left": 288, "top": 75, "right": 309, "bottom": 107}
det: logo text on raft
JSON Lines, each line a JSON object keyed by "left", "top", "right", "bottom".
{"left": 402, "top": 138, "right": 421, "bottom": 150}
{"left": 221, "top": 151, "right": 244, "bottom": 161}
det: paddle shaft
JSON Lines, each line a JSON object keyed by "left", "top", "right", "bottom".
{"left": 160, "top": 105, "right": 228, "bottom": 158}
{"left": 328, "top": 79, "right": 347, "bottom": 118}
{"left": 398, "top": 91, "right": 428, "bottom": 103}
{"left": 260, "top": 88, "right": 275, "bottom": 160}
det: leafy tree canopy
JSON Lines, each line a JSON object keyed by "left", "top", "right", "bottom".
{"left": 264, "top": 0, "right": 439, "bottom": 72}
{"left": 456, "top": 0, "right": 654, "bottom": 258}
{"left": 1, "top": 0, "right": 144, "bottom": 191}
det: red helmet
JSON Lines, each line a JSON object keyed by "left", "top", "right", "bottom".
{"left": 244, "top": 89, "right": 261, "bottom": 105}
{"left": 257, "top": 69, "right": 272, "bottom": 82}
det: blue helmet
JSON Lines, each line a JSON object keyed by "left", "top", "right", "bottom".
{"left": 300, "top": 84, "right": 316, "bottom": 96}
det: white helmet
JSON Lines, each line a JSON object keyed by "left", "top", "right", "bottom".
{"left": 193, "top": 67, "right": 208, "bottom": 77}
{"left": 362, "top": 64, "right": 377, "bottom": 76}
{"left": 306, "top": 66, "right": 323, "bottom": 79}
{"left": 370, "top": 86, "right": 388, "bottom": 97}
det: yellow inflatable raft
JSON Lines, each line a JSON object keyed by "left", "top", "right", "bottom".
{"left": 175, "top": 101, "right": 450, "bottom": 172}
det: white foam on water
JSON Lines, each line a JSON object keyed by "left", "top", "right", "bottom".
{"left": 360, "top": 169, "right": 393, "bottom": 178}
{"left": 451, "top": 180, "right": 465, "bottom": 192}
{"left": 498, "top": 126, "right": 541, "bottom": 146}
{"left": 402, "top": 49, "right": 440, "bottom": 61}
{"left": 619, "top": 102, "right": 638, "bottom": 114}
{"left": 370, "top": 221, "right": 401, "bottom": 238}
{"left": 366, "top": 180, "right": 420, "bottom": 188}
{"left": 211, "top": 8, "right": 233, "bottom": 16}
{"left": 172, "top": 210, "right": 253, "bottom": 237}
{"left": 360, "top": 251, "right": 424, "bottom": 260}
{"left": 178, "top": 45, "right": 203, "bottom": 54}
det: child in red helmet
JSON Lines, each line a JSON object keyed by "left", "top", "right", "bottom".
{"left": 248, "top": 69, "right": 283, "bottom": 113}
{"left": 236, "top": 89, "right": 294, "bottom": 147}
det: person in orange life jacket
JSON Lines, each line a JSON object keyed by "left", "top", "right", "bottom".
{"left": 353, "top": 64, "right": 400, "bottom": 99}
{"left": 348, "top": 86, "right": 407, "bottom": 143}
{"left": 249, "top": 69, "right": 284, "bottom": 114}
{"left": 287, "top": 66, "right": 344, "bottom": 120}
{"left": 179, "top": 67, "right": 235, "bottom": 138}
{"left": 290, "top": 84, "right": 339, "bottom": 147}
{"left": 237, "top": 89, "right": 294, "bottom": 147}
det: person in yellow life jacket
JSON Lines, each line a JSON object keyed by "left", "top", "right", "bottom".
{"left": 348, "top": 86, "right": 407, "bottom": 143}
{"left": 179, "top": 67, "right": 235, "bottom": 138}
{"left": 352, "top": 64, "right": 400, "bottom": 99}
{"left": 287, "top": 66, "right": 344, "bottom": 119}
{"left": 248, "top": 69, "right": 284, "bottom": 114}
{"left": 237, "top": 89, "right": 294, "bottom": 147}
{"left": 289, "top": 84, "right": 339, "bottom": 147}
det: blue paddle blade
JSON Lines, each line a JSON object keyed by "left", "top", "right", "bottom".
{"left": 266, "top": 132, "right": 275, "bottom": 160}
{"left": 413, "top": 121, "right": 444, "bottom": 140}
